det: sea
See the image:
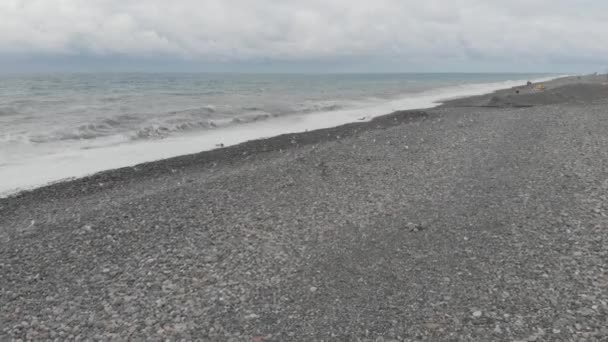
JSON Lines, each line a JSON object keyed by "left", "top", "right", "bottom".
{"left": 0, "top": 72, "right": 561, "bottom": 196}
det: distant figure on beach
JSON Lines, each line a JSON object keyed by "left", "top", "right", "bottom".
{"left": 527, "top": 81, "right": 533, "bottom": 86}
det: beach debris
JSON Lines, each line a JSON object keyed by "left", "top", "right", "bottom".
{"left": 215, "top": 143, "right": 224, "bottom": 148}
{"left": 317, "top": 161, "right": 329, "bottom": 177}
{"left": 535, "top": 84, "right": 546, "bottom": 91}
{"left": 358, "top": 116, "right": 366, "bottom": 121}
{"left": 515, "top": 89, "right": 520, "bottom": 94}
{"left": 406, "top": 222, "right": 425, "bottom": 232}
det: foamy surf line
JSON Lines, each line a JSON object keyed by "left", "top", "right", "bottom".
{"left": 0, "top": 75, "right": 565, "bottom": 197}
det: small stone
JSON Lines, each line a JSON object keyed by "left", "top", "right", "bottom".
{"left": 162, "top": 280, "right": 178, "bottom": 292}
{"left": 91, "top": 274, "right": 104, "bottom": 283}
{"left": 472, "top": 311, "right": 482, "bottom": 318}
{"left": 174, "top": 323, "right": 187, "bottom": 333}
{"left": 125, "top": 305, "right": 138, "bottom": 314}
{"left": 203, "top": 255, "right": 218, "bottom": 263}
{"left": 552, "top": 329, "right": 561, "bottom": 334}
{"left": 310, "top": 286, "right": 318, "bottom": 293}
{"left": 424, "top": 323, "right": 440, "bottom": 329}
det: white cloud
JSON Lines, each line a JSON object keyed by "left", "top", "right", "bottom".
{"left": 1, "top": 0, "right": 607, "bottom": 65}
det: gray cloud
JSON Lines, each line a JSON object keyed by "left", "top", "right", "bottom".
{"left": 1, "top": 0, "right": 607, "bottom": 69}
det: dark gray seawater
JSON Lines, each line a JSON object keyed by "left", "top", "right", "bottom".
{"left": 0, "top": 72, "right": 556, "bottom": 194}
{"left": 0, "top": 73, "right": 554, "bottom": 144}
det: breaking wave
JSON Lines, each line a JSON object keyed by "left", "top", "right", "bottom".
{"left": 303, "top": 104, "right": 344, "bottom": 113}
{"left": 26, "top": 114, "right": 143, "bottom": 143}
{"left": 168, "top": 105, "right": 216, "bottom": 116}
{"left": 133, "top": 120, "right": 219, "bottom": 140}
{"left": 132, "top": 111, "right": 275, "bottom": 140}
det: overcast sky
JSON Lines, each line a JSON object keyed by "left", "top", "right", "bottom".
{"left": 1, "top": 0, "right": 607, "bottom": 72}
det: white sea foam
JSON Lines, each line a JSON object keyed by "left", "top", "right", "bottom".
{"left": 0, "top": 75, "right": 564, "bottom": 197}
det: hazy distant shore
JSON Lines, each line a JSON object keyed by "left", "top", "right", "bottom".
{"left": 2, "top": 74, "right": 608, "bottom": 340}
